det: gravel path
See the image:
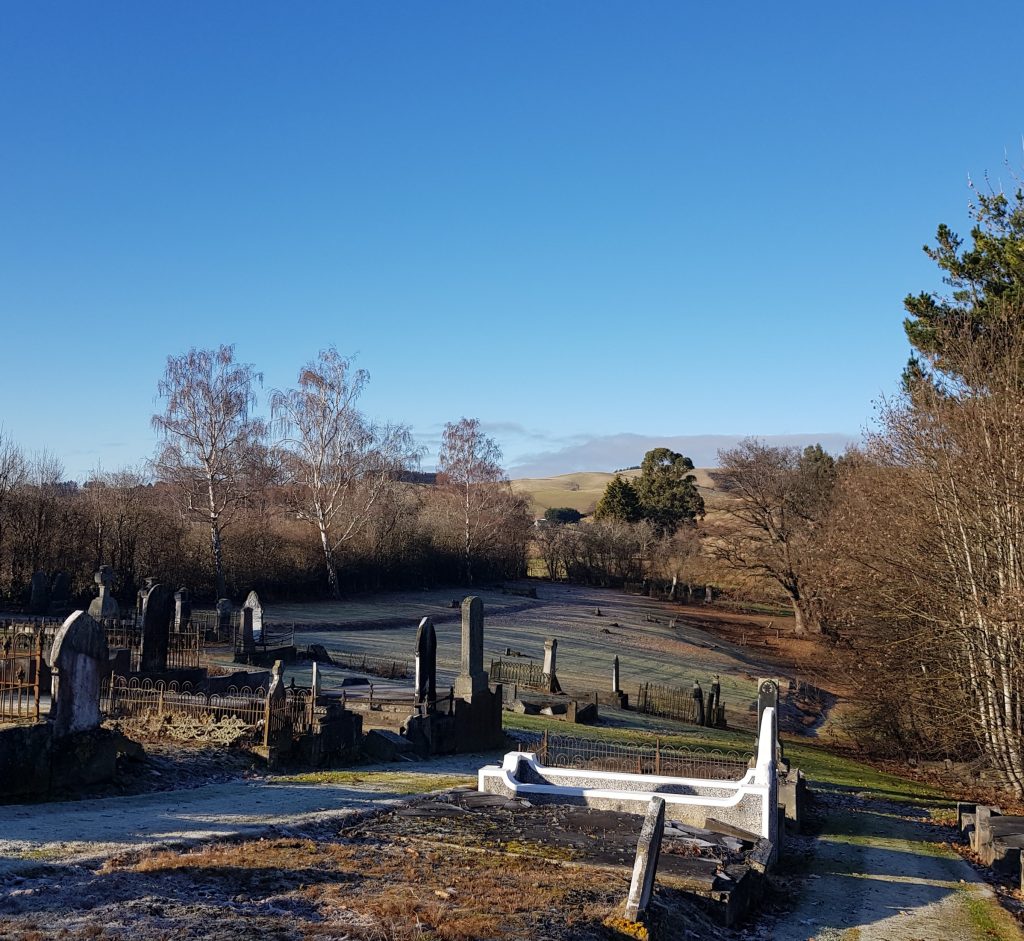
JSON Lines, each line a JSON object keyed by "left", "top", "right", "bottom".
{"left": 0, "top": 753, "right": 493, "bottom": 873}
{"left": 765, "top": 790, "right": 1023, "bottom": 941}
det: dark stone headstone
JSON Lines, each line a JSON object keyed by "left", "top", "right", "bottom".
{"left": 50, "top": 572, "right": 72, "bottom": 610}
{"left": 612, "top": 655, "right": 620, "bottom": 693}
{"left": 139, "top": 583, "right": 174, "bottom": 672}
{"left": 454, "top": 596, "right": 488, "bottom": 700}
{"left": 216, "top": 597, "right": 233, "bottom": 635}
{"left": 28, "top": 571, "right": 50, "bottom": 615}
{"left": 414, "top": 616, "right": 437, "bottom": 710}
{"left": 692, "top": 680, "right": 705, "bottom": 726}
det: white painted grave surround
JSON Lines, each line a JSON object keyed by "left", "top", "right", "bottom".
{"left": 479, "top": 706, "right": 778, "bottom": 849}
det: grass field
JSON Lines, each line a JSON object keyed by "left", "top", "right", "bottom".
{"left": 511, "top": 467, "right": 720, "bottom": 516}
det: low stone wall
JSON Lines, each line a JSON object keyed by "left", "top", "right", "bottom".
{"left": 479, "top": 706, "right": 778, "bottom": 848}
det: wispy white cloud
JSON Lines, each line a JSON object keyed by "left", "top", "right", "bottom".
{"left": 507, "top": 432, "right": 860, "bottom": 477}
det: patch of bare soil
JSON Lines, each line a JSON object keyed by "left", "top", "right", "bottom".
{"left": 0, "top": 812, "right": 727, "bottom": 941}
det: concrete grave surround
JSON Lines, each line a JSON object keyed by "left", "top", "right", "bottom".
{"left": 48, "top": 611, "right": 110, "bottom": 737}
{"left": 454, "top": 596, "right": 488, "bottom": 699}
{"left": 625, "top": 796, "right": 666, "bottom": 922}
{"left": 480, "top": 706, "right": 779, "bottom": 849}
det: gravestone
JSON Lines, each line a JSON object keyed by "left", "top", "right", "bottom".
{"left": 757, "top": 678, "right": 781, "bottom": 761}
{"left": 454, "top": 596, "right": 488, "bottom": 700}
{"left": 414, "top": 616, "right": 437, "bottom": 710}
{"left": 624, "top": 796, "right": 666, "bottom": 922}
{"left": 216, "top": 597, "right": 233, "bottom": 636}
{"left": 50, "top": 572, "right": 72, "bottom": 612}
{"left": 612, "top": 655, "right": 620, "bottom": 693}
{"left": 88, "top": 566, "right": 120, "bottom": 620}
{"left": 139, "top": 582, "right": 174, "bottom": 672}
{"left": 243, "top": 591, "right": 263, "bottom": 642}
{"left": 692, "top": 680, "right": 705, "bottom": 726}
{"left": 28, "top": 571, "right": 50, "bottom": 615}
{"left": 49, "top": 611, "right": 110, "bottom": 737}
{"left": 174, "top": 587, "right": 192, "bottom": 632}
{"left": 542, "top": 637, "right": 562, "bottom": 693}
{"left": 710, "top": 675, "right": 721, "bottom": 717}
{"left": 136, "top": 577, "right": 156, "bottom": 617}
{"left": 312, "top": 661, "right": 322, "bottom": 699}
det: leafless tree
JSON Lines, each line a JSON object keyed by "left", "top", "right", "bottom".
{"left": 271, "top": 349, "right": 420, "bottom": 598}
{"left": 437, "top": 417, "right": 525, "bottom": 584}
{"left": 152, "top": 345, "right": 266, "bottom": 598}
{"left": 0, "top": 429, "right": 27, "bottom": 587}
{"left": 707, "top": 440, "right": 835, "bottom": 634}
{"left": 825, "top": 306, "right": 1024, "bottom": 790}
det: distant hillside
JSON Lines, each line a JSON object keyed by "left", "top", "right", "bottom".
{"left": 511, "top": 468, "right": 720, "bottom": 517}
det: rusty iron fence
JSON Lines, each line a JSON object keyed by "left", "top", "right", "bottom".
{"left": 489, "top": 658, "right": 552, "bottom": 690}
{"left": 232, "top": 622, "right": 296, "bottom": 659}
{"left": 536, "top": 731, "right": 752, "bottom": 780}
{"left": 635, "top": 682, "right": 700, "bottom": 724}
{"left": 326, "top": 649, "right": 411, "bottom": 679}
{"left": 103, "top": 675, "right": 270, "bottom": 744}
{"left": 0, "top": 631, "right": 42, "bottom": 722}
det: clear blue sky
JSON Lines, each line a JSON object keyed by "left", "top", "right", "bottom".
{"left": 2, "top": 1, "right": 1021, "bottom": 478}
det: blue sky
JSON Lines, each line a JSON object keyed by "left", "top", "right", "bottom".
{"left": 1, "top": 2, "right": 1021, "bottom": 478}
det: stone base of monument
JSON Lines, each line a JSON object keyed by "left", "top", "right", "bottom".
{"left": 0, "top": 721, "right": 143, "bottom": 800}
{"left": 403, "top": 686, "right": 507, "bottom": 756}
{"left": 510, "top": 694, "right": 599, "bottom": 724}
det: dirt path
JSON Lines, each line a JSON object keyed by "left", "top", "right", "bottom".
{"left": 0, "top": 754, "right": 491, "bottom": 873}
{"left": 766, "top": 790, "right": 1023, "bottom": 941}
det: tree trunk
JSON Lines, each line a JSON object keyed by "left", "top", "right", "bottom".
{"left": 210, "top": 519, "right": 226, "bottom": 599}
{"left": 320, "top": 524, "right": 342, "bottom": 599}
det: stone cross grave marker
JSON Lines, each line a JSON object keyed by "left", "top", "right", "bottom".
{"left": 624, "top": 795, "right": 666, "bottom": 922}
{"left": 454, "top": 596, "right": 488, "bottom": 700}
{"left": 139, "top": 582, "right": 174, "bottom": 672}
{"left": 415, "top": 616, "right": 437, "bottom": 710}
{"left": 49, "top": 611, "right": 110, "bottom": 737}
{"left": 88, "top": 565, "right": 120, "bottom": 620}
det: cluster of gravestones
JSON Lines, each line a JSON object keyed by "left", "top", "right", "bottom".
{"left": 400, "top": 596, "right": 504, "bottom": 755}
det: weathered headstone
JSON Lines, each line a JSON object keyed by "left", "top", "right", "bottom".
{"left": 414, "top": 616, "right": 437, "bottom": 710}
{"left": 50, "top": 572, "right": 72, "bottom": 611}
{"left": 710, "top": 675, "right": 721, "bottom": 718}
{"left": 174, "top": 587, "right": 192, "bottom": 632}
{"left": 136, "top": 577, "right": 156, "bottom": 617}
{"left": 692, "top": 680, "right": 705, "bottom": 726}
{"left": 542, "top": 637, "right": 557, "bottom": 677}
{"left": 454, "top": 596, "right": 488, "bottom": 700}
{"left": 49, "top": 611, "right": 110, "bottom": 737}
{"left": 624, "top": 796, "right": 666, "bottom": 922}
{"left": 243, "top": 590, "right": 263, "bottom": 642}
{"left": 139, "top": 582, "right": 174, "bottom": 672}
{"left": 28, "top": 571, "right": 50, "bottom": 615}
{"left": 311, "top": 661, "right": 322, "bottom": 699}
{"left": 216, "top": 597, "right": 233, "bottom": 637}
{"left": 88, "top": 566, "right": 120, "bottom": 620}
{"left": 612, "top": 655, "right": 620, "bottom": 693}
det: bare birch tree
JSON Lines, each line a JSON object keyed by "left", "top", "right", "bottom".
{"left": 152, "top": 345, "right": 266, "bottom": 598}
{"left": 271, "top": 349, "right": 419, "bottom": 598}
{"left": 437, "top": 418, "right": 519, "bottom": 585}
